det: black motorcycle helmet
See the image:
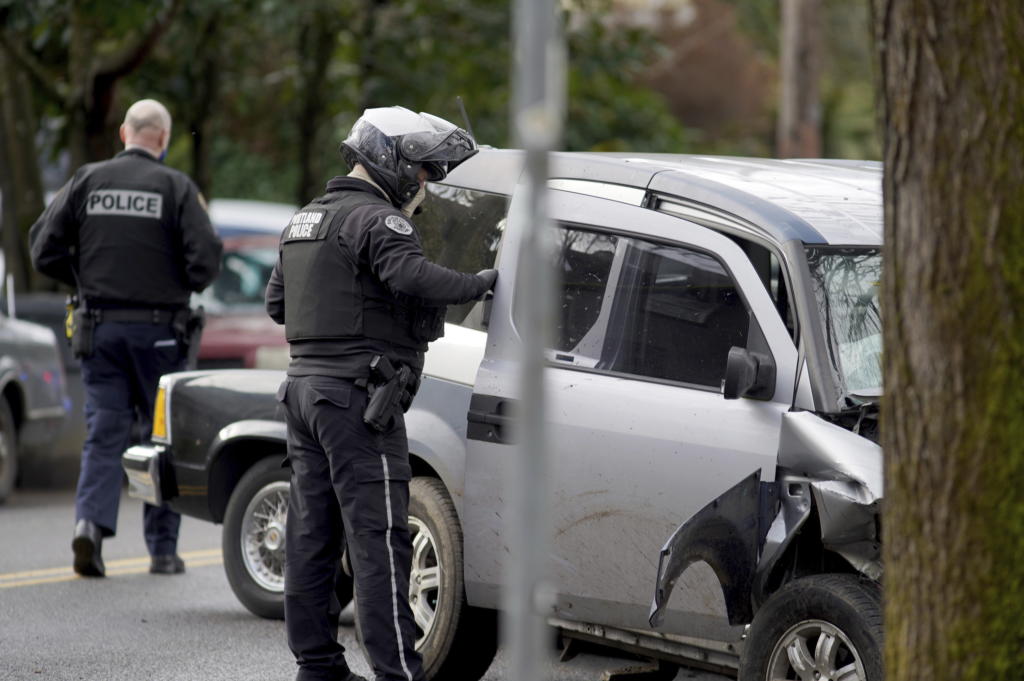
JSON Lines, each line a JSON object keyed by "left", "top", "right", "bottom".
{"left": 340, "top": 106, "right": 478, "bottom": 207}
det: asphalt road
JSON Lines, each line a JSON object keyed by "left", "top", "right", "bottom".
{"left": 0, "top": 489, "right": 730, "bottom": 681}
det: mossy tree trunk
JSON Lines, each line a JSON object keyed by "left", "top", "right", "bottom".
{"left": 873, "top": 2, "right": 1024, "bottom": 679}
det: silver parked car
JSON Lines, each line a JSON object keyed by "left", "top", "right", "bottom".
{"left": 125, "top": 150, "right": 883, "bottom": 681}
{"left": 0, "top": 252, "right": 69, "bottom": 503}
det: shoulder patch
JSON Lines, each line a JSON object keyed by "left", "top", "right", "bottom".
{"left": 384, "top": 214, "right": 414, "bottom": 235}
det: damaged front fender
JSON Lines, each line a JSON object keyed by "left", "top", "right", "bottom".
{"left": 752, "top": 476, "right": 812, "bottom": 605}
{"left": 649, "top": 411, "right": 883, "bottom": 630}
{"left": 648, "top": 471, "right": 774, "bottom": 628}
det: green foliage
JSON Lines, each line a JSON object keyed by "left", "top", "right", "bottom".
{"left": 7, "top": 0, "right": 884, "bottom": 205}
{"left": 345, "top": 0, "right": 513, "bottom": 146}
{"left": 565, "top": 10, "right": 692, "bottom": 151}
{"left": 725, "top": 0, "right": 881, "bottom": 160}
{"left": 820, "top": 0, "right": 880, "bottom": 159}
{"left": 728, "top": 0, "right": 780, "bottom": 57}
{"left": 135, "top": 0, "right": 693, "bottom": 199}
{"left": 207, "top": 137, "right": 300, "bottom": 204}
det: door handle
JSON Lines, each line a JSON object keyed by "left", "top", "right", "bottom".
{"left": 467, "top": 394, "right": 516, "bottom": 444}
{"left": 472, "top": 411, "right": 512, "bottom": 427}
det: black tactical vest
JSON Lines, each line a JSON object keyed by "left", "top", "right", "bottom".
{"left": 281, "top": 191, "right": 438, "bottom": 349}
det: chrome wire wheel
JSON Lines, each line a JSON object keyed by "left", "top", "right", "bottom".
{"left": 408, "top": 515, "right": 442, "bottom": 646}
{"left": 239, "top": 480, "right": 289, "bottom": 592}
{"left": 766, "top": 619, "right": 867, "bottom": 681}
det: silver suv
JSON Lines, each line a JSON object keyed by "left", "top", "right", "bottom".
{"left": 125, "top": 150, "right": 884, "bottom": 681}
{"left": 411, "top": 151, "right": 883, "bottom": 681}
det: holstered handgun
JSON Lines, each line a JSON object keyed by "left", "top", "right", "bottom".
{"left": 363, "top": 355, "right": 419, "bottom": 432}
{"left": 173, "top": 306, "right": 206, "bottom": 370}
{"left": 65, "top": 295, "right": 95, "bottom": 359}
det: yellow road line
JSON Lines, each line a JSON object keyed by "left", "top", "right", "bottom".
{"left": 0, "top": 550, "right": 223, "bottom": 589}
{"left": 0, "top": 548, "right": 221, "bottom": 580}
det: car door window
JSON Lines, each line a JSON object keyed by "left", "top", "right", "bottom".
{"left": 215, "top": 249, "right": 278, "bottom": 306}
{"left": 420, "top": 184, "right": 510, "bottom": 329}
{"left": 552, "top": 229, "right": 619, "bottom": 358}
{"left": 605, "top": 239, "right": 748, "bottom": 387}
{"left": 546, "top": 225, "right": 753, "bottom": 390}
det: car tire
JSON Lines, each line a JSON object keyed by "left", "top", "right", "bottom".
{"left": 222, "top": 455, "right": 354, "bottom": 619}
{"left": 0, "top": 396, "right": 18, "bottom": 505}
{"left": 355, "top": 476, "right": 498, "bottom": 681}
{"left": 739, "top": 574, "right": 883, "bottom": 681}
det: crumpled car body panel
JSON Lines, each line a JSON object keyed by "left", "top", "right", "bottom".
{"left": 649, "top": 471, "right": 774, "bottom": 627}
{"left": 649, "top": 410, "right": 883, "bottom": 628}
{"left": 780, "top": 411, "right": 883, "bottom": 580}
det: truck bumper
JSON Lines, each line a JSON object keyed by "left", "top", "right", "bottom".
{"left": 123, "top": 444, "right": 164, "bottom": 506}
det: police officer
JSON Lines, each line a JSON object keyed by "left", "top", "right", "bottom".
{"left": 265, "top": 106, "right": 496, "bottom": 681}
{"left": 29, "top": 99, "right": 222, "bottom": 577}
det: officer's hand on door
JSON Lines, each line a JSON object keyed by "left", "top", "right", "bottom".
{"left": 476, "top": 269, "right": 498, "bottom": 292}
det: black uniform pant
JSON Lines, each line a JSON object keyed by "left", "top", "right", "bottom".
{"left": 78, "top": 321, "right": 183, "bottom": 554}
{"left": 279, "top": 376, "right": 424, "bottom": 681}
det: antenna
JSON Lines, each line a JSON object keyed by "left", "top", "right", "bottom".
{"left": 456, "top": 96, "right": 475, "bottom": 140}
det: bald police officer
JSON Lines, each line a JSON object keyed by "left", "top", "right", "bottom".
{"left": 265, "top": 107, "right": 496, "bottom": 681}
{"left": 30, "top": 99, "right": 222, "bottom": 577}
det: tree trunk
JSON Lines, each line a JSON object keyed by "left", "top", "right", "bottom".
{"left": 295, "top": 2, "right": 342, "bottom": 205}
{"left": 777, "top": 0, "right": 822, "bottom": 157}
{"left": 188, "top": 11, "right": 223, "bottom": 198}
{"left": 66, "top": 0, "right": 94, "bottom": 170}
{"left": 0, "top": 50, "right": 43, "bottom": 292}
{"left": 356, "top": 0, "right": 388, "bottom": 114}
{"left": 874, "top": 2, "right": 1024, "bottom": 679}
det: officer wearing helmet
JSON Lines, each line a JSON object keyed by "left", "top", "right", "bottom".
{"left": 265, "top": 106, "right": 496, "bottom": 681}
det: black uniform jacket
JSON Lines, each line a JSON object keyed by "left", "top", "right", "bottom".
{"left": 265, "top": 177, "right": 489, "bottom": 378}
{"left": 29, "top": 148, "right": 222, "bottom": 308}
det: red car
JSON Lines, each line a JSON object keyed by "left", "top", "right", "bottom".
{"left": 194, "top": 201, "right": 293, "bottom": 369}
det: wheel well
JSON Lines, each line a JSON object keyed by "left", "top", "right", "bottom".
{"left": 206, "top": 445, "right": 441, "bottom": 523}
{"left": 409, "top": 453, "right": 440, "bottom": 479}
{"left": 208, "top": 439, "right": 287, "bottom": 523}
{"left": 2, "top": 382, "right": 25, "bottom": 432}
{"left": 758, "top": 509, "right": 861, "bottom": 604}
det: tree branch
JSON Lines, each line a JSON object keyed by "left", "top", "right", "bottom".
{"left": 0, "top": 29, "right": 65, "bottom": 105}
{"left": 94, "top": 0, "right": 184, "bottom": 80}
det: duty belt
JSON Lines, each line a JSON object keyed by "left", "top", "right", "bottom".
{"left": 94, "top": 308, "right": 178, "bottom": 324}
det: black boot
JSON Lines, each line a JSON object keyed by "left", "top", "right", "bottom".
{"left": 72, "top": 519, "right": 105, "bottom": 577}
{"left": 149, "top": 554, "right": 186, "bottom": 575}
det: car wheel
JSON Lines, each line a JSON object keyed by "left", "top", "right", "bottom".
{"left": 355, "top": 476, "right": 498, "bottom": 681}
{"left": 0, "top": 396, "right": 18, "bottom": 504}
{"left": 222, "top": 455, "right": 354, "bottom": 619}
{"left": 740, "top": 574, "right": 883, "bottom": 681}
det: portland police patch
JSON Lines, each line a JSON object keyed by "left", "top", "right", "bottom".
{"left": 385, "top": 215, "right": 414, "bottom": 235}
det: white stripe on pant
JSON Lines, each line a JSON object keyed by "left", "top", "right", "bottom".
{"left": 381, "top": 454, "right": 414, "bottom": 681}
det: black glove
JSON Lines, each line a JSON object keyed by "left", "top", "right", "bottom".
{"left": 476, "top": 268, "right": 498, "bottom": 292}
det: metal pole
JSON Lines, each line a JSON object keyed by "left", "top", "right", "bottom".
{"left": 505, "top": 1, "right": 564, "bottom": 680}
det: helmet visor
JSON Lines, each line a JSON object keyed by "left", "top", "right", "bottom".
{"left": 398, "top": 113, "right": 478, "bottom": 178}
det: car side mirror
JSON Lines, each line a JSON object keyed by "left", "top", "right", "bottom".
{"left": 723, "top": 346, "right": 775, "bottom": 400}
